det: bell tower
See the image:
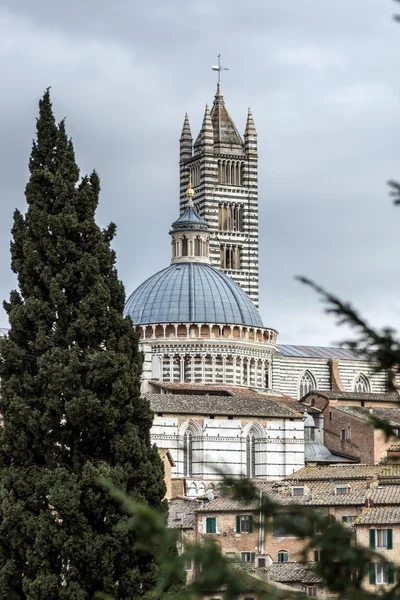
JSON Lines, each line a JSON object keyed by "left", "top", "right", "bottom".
{"left": 179, "top": 82, "right": 259, "bottom": 307}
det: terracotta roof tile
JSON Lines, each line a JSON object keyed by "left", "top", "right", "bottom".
{"left": 270, "top": 563, "right": 322, "bottom": 584}
{"left": 150, "top": 382, "right": 263, "bottom": 397}
{"left": 197, "top": 480, "right": 400, "bottom": 511}
{"left": 356, "top": 506, "right": 400, "bottom": 525}
{"left": 167, "top": 497, "right": 202, "bottom": 529}
{"left": 147, "top": 394, "right": 302, "bottom": 418}
{"left": 286, "top": 464, "right": 400, "bottom": 481}
{"left": 307, "top": 391, "right": 399, "bottom": 402}
{"left": 334, "top": 406, "right": 400, "bottom": 427}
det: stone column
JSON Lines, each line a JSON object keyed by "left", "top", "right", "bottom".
{"left": 232, "top": 356, "right": 237, "bottom": 385}
{"left": 239, "top": 357, "right": 244, "bottom": 385}
{"left": 190, "top": 355, "right": 195, "bottom": 383}
{"left": 211, "top": 356, "right": 217, "bottom": 383}
{"left": 201, "top": 355, "right": 206, "bottom": 383}
{"left": 180, "top": 355, "right": 185, "bottom": 383}
{"left": 254, "top": 359, "right": 258, "bottom": 388}
{"left": 261, "top": 360, "right": 266, "bottom": 389}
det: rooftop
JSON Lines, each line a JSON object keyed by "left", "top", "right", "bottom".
{"left": 150, "top": 382, "right": 267, "bottom": 397}
{"left": 304, "top": 391, "right": 400, "bottom": 402}
{"left": 125, "top": 262, "right": 264, "bottom": 327}
{"left": 147, "top": 394, "right": 302, "bottom": 418}
{"left": 287, "top": 464, "right": 400, "bottom": 481}
{"left": 355, "top": 506, "right": 400, "bottom": 525}
{"left": 196, "top": 480, "right": 400, "bottom": 511}
{"left": 167, "top": 497, "right": 202, "bottom": 529}
{"left": 277, "top": 345, "right": 364, "bottom": 360}
{"left": 333, "top": 406, "right": 400, "bottom": 427}
{"left": 270, "top": 563, "right": 321, "bottom": 584}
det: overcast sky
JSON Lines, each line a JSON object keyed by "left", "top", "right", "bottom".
{"left": 0, "top": 0, "right": 399, "bottom": 345}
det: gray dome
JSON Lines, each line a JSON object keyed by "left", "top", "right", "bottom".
{"left": 125, "top": 262, "right": 263, "bottom": 327}
{"left": 305, "top": 441, "right": 349, "bottom": 463}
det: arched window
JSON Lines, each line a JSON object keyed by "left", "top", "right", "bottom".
{"left": 278, "top": 551, "right": 289, "bottom": 563}
{"left": 182, "top": 237, "right": 188, "bottom": 257}
{"left": 246, "top": 432, "right": 256, "bottom": 478}
{"left": 299, "top": 371, "right": 316, "bottom": 399}
{"left": 183, "top": 430, "right": 193, "bottom": 476}
{"left": 353, "top": 374, "right": 370, "bottom": 393}
{"left": 194, "top": 237, "right": 201, "bottom": 256}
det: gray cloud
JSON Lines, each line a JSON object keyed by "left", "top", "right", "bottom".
{"left": 0, "top": 0, "right": 398, "bottom": 345}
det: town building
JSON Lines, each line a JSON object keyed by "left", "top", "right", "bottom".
{"left": 301, "top": 391, "right": 400, "bottom": 464}
{"left": 169, "top": 464, "right": 400, "bottom": 596}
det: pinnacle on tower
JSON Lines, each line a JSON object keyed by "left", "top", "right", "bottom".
{"left": 180, "top": 112, "right": 193, "bottom": 161}
{"left": 200, "top": 104, "right": 214, "bottom": 149}
{"left": 245, "top": 107, "right": 257, "bottom": 136}
{"left": 244, "top": 107, "right": 257, "bottom": 156}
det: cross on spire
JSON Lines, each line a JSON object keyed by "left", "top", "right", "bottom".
{"left": 211, "top": 53, "right": 229, "bottom": 84}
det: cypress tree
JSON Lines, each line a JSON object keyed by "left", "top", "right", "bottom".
{"left": 0, "top": 90, "right": 165, "bottom": 599}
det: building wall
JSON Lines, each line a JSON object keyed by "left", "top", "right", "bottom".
{"left": 323, "top": 407, "right": 376, "bottom": 464}
{"left": 355, "top": 524, "right": 399, "bottom": 592}
{"left": 151, "top": 414, "right": 305, "bottom": 489}
{"left": 272, "top": 357, "right": 388, "bottom": 400}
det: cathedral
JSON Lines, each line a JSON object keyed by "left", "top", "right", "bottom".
{"left": 124, "top": 83, "right": 399, "bottom": 494}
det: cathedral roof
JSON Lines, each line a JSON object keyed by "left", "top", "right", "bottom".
{"left": 277, "top": 345, "right": 363, "bottom": 360}
{"left": 147, "top": 394, "right": 302, "bottom": 418}
{"left": 125, "top": 262, "right": 263, "bottom": 326}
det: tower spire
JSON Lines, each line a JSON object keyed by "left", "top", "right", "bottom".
{"left": 180, "top": 112, "right": 193, "bottom": 161}
{"left": 245, "top": 107, "right": 256, "bottom": 136}
{"left": 200, "top": 104, "right": 214, "bottom": 150}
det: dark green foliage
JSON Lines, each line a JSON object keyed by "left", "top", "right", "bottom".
{"left": 0, "top": 90, "right": 165, "bottom": 599}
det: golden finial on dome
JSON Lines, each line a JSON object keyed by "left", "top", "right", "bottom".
{"left": 185, "top": 171, "right": 195, "bottom": 201}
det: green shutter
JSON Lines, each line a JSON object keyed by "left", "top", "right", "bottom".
{"left": 248, "top": 516, "right": 253, "bottom": 533}
{"left": 206, "top": 518, "right": 216, "bottom": 533}
{"left": 388, "top": 563, "right": 395, "bottom": 584}
{"left": 250, "top": 552, "right": 255, "bottom": 563}
{"left": 342, "top": 516, "right": 348, "bottom": 522}
{"left": 369, "top": 563, "right": 376, "bottom": 585}
{"left": 387, "top": 529, "right": 393, "bottom": 550}
{"left": 236, "top": 516, "right": 241, "bottom": 533}
{"left": 369, "top": 528, "right": 376, "bottom": 549}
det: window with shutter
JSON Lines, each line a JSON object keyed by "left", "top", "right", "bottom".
{"left": 377, "top": 529, "right": 388, "bottom": 548}
{"left": 388, "top": 562, "right": 395, "bottom": 584}
{"left": 369, "top": 563, "right": 376, "bottom": 585}
{"left": 278, "top": 551, "right": 289, "bottom": 563}
{"left": 206, "top": 517, "right": 216, "bottom": 534}
{"left": 388, "top": 529, "right": 393, "bottom": 550}
{"left": 376, "top": 563, "right": 389, "bottom": 584}
{"left": 369, "top": 528, "right": 376, "bottom": 549}
{"left": 236, "top": 515, "right": 253, "bottom": 533}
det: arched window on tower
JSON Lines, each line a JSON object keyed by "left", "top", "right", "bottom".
{"left": 353, "top": 374, "right": 370, "bottom": 393}
{"left": 183, "top": 430, "right": 193, "bottom": 477}
{"left": 194, "top": 237, "right": 201, "bottom": 256}
{"left": 182, "top": 237, "right": 188, "bottom": 257}
{"left": 299, "top": 371, "right": 316, "bottom": 399}
{"left": 246, "top": 432, "right": 256, "bottom": 478}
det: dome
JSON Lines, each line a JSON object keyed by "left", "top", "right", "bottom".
{"left": 125, "top": 262, "right": 263, "bottom": 327}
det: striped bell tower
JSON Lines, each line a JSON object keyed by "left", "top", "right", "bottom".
{"left": 179, "top": 83, "right": 259, "bottom": 307}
